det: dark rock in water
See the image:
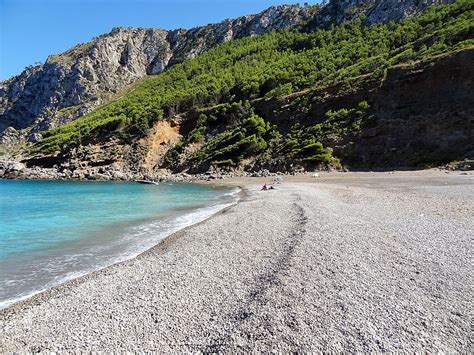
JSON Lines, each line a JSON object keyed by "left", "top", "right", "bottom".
{"left": 135, "top": 180, "right": 159, "bottom": 185}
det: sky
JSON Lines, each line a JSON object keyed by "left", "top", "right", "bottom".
{"left": 0, "top": 0, "right": 321, "bottom": 81}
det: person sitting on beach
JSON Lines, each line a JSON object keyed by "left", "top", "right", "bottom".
{"left": 261, "top": 184, "right": 268, "bottom": 191}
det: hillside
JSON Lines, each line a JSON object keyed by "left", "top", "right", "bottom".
{"left": 0, "top": 0, "right": 454, "bottom": 144}
{"left": 0, "top": 4, "right": 318, "bottom": 143}
{"left": 1, "top": 0, "right": 472, "bottom": 180}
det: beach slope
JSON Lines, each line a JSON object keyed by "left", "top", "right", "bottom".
{"left": 1, "top": 173, "right": 472, "bottom": 352}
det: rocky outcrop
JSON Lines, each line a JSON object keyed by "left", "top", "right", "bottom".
{"left": 0, "top": 5, "right": 317, "bottom": 142}
{"left": 253, "top": 48, "right": 474, "bottom": 169}
{"left": 364, "top": 0, "right": 455, "bottom": 24}
{"left": 349, "top": 48, "right": 474, "bottom": 167}
{"left": 305, "top": 0, "right": 455, "bottom": 30}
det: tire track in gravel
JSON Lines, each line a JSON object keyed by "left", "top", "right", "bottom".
{"left": 202, "top": 196, "right": 308, "bottom": 352}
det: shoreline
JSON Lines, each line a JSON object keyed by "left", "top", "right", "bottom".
{"left": 0, "top": 185, "right": 244, "bottom": 314}
{"left": 1, "top": 171, "right": 472, "bottom": 351}
{"left": 199, "top": 168, "right": 473, "bottom": 186}
{"left": 1, "top": 155, "right": 472, "bottom": 183}
{"left": 1, "top": 169, "right": 472, "bottom": 313}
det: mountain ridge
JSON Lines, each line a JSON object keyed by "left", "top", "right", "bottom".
{"left": 0, "top": 0, "right": 455, "bottom": 144}
{"left": 0, "top": 4, "right": 318, "bottom": 143}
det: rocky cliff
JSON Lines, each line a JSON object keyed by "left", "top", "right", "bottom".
{"left": 254, "top": 48, "right": 474, "bottom": 169}
{"left": 0, "top": 0, "right": 454, "bottom": 144}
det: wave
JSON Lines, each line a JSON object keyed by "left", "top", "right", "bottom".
{"left": 0, "top": 188, "right": 240, "bottom": 310}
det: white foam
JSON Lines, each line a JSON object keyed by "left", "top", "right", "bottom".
{"left": 0, "top": 189, "right": 240, "bottom": 310}
{"left": 0, "top": 270, "right": 89, "bottom": 310}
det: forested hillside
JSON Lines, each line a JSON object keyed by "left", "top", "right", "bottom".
{"left": 0, "top": 4, "right": 319, "bottom": 141}
{"left": 17, "top": 1, "right": 474, "bottom": 177}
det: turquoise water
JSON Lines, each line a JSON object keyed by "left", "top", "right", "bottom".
{"left": 0, "top": 180, "right": 238, "bottom": 308}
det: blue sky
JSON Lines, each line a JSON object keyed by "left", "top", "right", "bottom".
{"left": 0, "top": 0, "right": 321, "bottom": 81}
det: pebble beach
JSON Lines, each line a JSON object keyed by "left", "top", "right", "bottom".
{"left": 1, "top": 171, "right": 472, "bottom": 352}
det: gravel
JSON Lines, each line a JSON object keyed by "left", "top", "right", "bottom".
{"left": 1, "top": 173, "right": 472, "bottom": 352}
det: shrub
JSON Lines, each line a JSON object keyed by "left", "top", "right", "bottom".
{"left": 214, "top": 159, "right": 235, "bottom": 167}
{"left": 265, "top": 83, "right": 294, "bottom": 99}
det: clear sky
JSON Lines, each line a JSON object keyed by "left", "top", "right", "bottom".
{"left": 0, "top": 0, "right": 321, "bottom": 81}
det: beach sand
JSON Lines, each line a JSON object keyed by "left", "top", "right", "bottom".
{"left": 1, "top": 171, "right": 472, "bottom": 352}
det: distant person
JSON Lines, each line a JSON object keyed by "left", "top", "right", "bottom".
{"left": 261, "top": 184, "right": 268, "bottom": 191}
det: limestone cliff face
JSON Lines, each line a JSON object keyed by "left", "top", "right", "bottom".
{"left": 0, "top": 0, "right": 454, "bottom": 143}
{"left": 305, "top": 0, "right": 454, "bottom": 29}
{"left": 0, "top": 29, "right": 172, "bottom": 139}
{"left": 364, "top": 0, "right": 455, "bottom": 24}
{"left": 0, "top": 5, "right": 317, "bottom": 143}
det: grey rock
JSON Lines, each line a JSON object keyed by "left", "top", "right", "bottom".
{"left": 27, "top": 133, "right": 42, "bottom": 143}
{"left": 8, "top": 161, "right": 26, "bottom": 172}
{"left": 0, "top": 126, "right": 21, "bottom": 144}
{"left": 109, "top": 170, "right": 126, "bottom": 180}
{"left": 365, "top": 0, "right": 455, "bottom": 24}
{"left": 307, "top": 0, "right": 454, "bottom": 29}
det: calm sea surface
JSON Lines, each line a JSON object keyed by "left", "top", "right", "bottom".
{"left": 0, "top": 180, "right": 238, "bottom": 309}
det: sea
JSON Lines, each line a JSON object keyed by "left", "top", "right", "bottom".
{"left": 0, "top": 180, "right": 239, "bottom": 309}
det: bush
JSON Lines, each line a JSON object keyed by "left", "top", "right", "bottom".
{"left": 300, "top": 142, "right": 326, "bottom": 156}
{"left": 265, "top": 83, "right": 294, "bottom": 99}
{"left": 189, "top": 126, "right": 206, "bottom": 143}
{"left": 303, "top": 153, "right": 332, "bottom": 164}
{"left": 214, "top": 159, "right": 235, "bottom": 167}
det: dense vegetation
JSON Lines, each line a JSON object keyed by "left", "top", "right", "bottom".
{"left": 35, "top": 1, "right": 473, "bottom": 169}
{"left": 164, "top": 102, "right": 282, "bottom": 170}
{"left": 162, "top": 99, "right": 374, "bottom": 171}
